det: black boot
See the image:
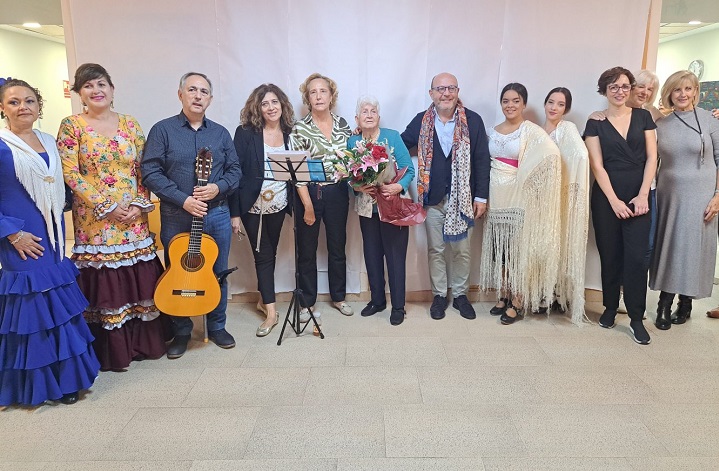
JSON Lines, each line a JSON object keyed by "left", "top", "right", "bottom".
{"left": 671, "top": 295, "right": 692, "bottom": 325}
{"left": 655, "top": 291, "right": 674, "bottom": 330}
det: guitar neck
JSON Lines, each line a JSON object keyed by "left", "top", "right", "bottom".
{"left": 189, "top": 177, "right": 208, "bottom": 254}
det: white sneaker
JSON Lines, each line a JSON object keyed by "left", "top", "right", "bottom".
{"left": 333, "top": 301, "right": 354, "bottom": 316}
{"left": 299, "top": 308, "right": 321, "bottom": 325}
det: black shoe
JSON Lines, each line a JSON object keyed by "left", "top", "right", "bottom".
{"left": 390, "top": 308, "right": 406, "bottom": 326}
{"left": 452, "top": 295, "right": 476, "bottom": 319}
{"left": 671, "top": 295, "right": 692, "bottom": 325}
{"left": 629, "top": 320, "right": 651, "bottom": 345}
{"left": 500, "top": 301, "right": 524, "bottom": 325}
{"left": 430, "top": 295, "right": 448, "bottom": 320}
{"left": 361, "top": 302, "right": 386, "bottom": 317}
{"left": 490, "top": 298, "right": 509, "bottom": 316}
{"left": 167, "top": 334, "right": 191, "bottom": 359}
{"left": 59, "top": 392, "right": 79, "bottom": 405}
{"left": 655, "top": 291, "right": 673, "bottom": 330}
{"left": 598, "top": 309, "right": 617, "bottom": 329}
{"left": 208, "top": 329, "right": 236, "bottom": 349}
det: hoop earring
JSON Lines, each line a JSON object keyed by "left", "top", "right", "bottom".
{"left": 110, "top": 100, "right": 114, "bottom": 109}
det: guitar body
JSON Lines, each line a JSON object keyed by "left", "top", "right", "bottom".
{"left": 154, "top": 232, "right": 221, "bottom": 317}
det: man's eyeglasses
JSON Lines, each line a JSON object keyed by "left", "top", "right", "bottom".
{"left": 431, "top": 85, "right": 459, "bottom": 94}
{"left": 608, "top": 84, "right": 632, "bottom": 93}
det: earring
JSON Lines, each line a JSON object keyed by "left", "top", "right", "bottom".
{"left": 82, "top": 102, "right": 88, "bottom": 114}
{"left": 110, "top": 100, "right": 114, "bottom": 109}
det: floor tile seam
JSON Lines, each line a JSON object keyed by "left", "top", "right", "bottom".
{"left": 237, "top": 406, "right": 266, "bottom": 460}
{"left": 179, "top": 367, "right": 208, "bottom": 406}
{"left": 110, "top": 406, "right": 143, "bottom": 439}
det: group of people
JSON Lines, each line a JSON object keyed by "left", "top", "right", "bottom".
{"left": 1, "top": 63, "right": 718, "bottom": 407}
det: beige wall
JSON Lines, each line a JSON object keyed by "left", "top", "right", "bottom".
{"left": 0, "top": 27, "right": 72, "bottom": 137}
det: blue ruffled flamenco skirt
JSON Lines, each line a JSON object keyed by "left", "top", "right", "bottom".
{"left": 0, "top": 257, "right": 100, "bottom": 406}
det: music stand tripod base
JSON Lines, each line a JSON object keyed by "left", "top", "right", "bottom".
{"left": 277, "top": 288, "right": 324, "bottom": 345}
{"left": 265, "top": 150, "right": 329, "bottom": 345}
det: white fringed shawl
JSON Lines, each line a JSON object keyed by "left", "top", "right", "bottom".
{"left": 0, "top": 128, "right": 65, "bottom": 258}
{"left": 553, "top": 120, "right": 590, "bottom": 325}
{"left": 479, "top": 121, "right": 561, "bottom": 311}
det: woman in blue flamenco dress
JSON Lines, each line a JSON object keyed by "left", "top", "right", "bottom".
{"left": 0, "top": 78, "right": 99, "bottom": 406}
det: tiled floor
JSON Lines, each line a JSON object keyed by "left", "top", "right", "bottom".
{"left": 3, "top": 290, "right": 719, "bottom": 470}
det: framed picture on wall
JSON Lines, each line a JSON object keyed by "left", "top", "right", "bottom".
{"left": 699, "top": 81, "right": 719, "bottom": 110}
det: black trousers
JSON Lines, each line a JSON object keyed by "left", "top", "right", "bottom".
{"left": 591, "top": 181, "right": 650, "bottom": 321}
{"left": 359, "top": 213, "right": 409, "bottom": 309}
{"left": 240, "top": 210, "right": 286, "bottom": 304}
{"left": 295, "top": 182, "right": 349, "bottom": 307}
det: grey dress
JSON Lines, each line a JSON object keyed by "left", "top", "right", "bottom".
{"left": 650, "top": 107, "right": 719, "bottom": 298}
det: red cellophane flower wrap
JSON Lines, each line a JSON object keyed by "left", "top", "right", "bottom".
{"left": 373, "top": 166, "right": 427, "bottom": 226}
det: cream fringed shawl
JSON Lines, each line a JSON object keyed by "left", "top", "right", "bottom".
{"left": 553, "top": 120, "right": 590, "bottom": 325}
{"left": 479, "top": 121, "right": 561, "bottom": 311}
{"left": 0, "top": 128, "right": 66, "bottom": 258}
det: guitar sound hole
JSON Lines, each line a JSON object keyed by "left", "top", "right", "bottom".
{"left": 181, "top": 252, "right": 205, "bottom": 272}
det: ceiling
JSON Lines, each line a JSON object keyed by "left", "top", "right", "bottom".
{"left": 1, "top": 0, "right": 718, "bottom": 44}
{"left": 659, "top": 22, "right": 715, "bottom": 40}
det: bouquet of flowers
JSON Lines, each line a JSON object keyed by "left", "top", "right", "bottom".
{"left": 333, "top": 138, "right": 426, "bottom": 226}
{"left": 332, "top": 139, "right": 394, "bottom": 188}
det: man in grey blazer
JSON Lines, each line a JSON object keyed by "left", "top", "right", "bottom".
{"left": 142, "top": 72, "right": 241, "bottom": 359}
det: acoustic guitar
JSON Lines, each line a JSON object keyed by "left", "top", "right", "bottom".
{"left": 154, "top": 147, "right": 221, "bottom": 316}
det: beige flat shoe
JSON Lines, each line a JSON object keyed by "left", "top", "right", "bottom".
{"left": 333, "top": 301, "right": 354, "bottom": 316}
{"left": 256, "top": 317, "right": 278, "bottom": 337}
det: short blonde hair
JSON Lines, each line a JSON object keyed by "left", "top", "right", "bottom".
{"left": 299, "top": 73, "right": 339, "bottom": 111}
{"left": 660, "top": 70, "right": 700, "bottom": 110}
{"left": 634, "top": 69, "right": 660, "bottom": 105}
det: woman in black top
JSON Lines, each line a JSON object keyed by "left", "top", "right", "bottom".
{"left": 584, "top": 66, "right": 657, "bottom": 345}
{"left": 230, "top": 84, "right": 294, "bottom": 337}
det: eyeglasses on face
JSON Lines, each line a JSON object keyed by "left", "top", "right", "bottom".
{"left": 608, "top": 84, "right": 632, "bottom": 93}
{"left": 431, "top": 85, "right": 459, "bottom": 94}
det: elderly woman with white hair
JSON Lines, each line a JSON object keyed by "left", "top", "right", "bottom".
{"left": 348, "top": 96, "right": 415, "bottom": 325}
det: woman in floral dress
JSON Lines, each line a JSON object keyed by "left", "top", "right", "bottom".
{"left": 58, "top": 63, "right": 165, "bottom": 371}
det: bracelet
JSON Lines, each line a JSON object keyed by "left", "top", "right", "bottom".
{"left": 10, "top": 230, "right": 24, "bottom": 245}
{"left": 715, "top": 190, "right": 719, "bottom": 195}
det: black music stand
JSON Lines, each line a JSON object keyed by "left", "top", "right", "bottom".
{"left": 264, "top": 150, "right": 330, "bottom": 345}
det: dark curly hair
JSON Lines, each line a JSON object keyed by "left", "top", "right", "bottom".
{"left": 597, "top": 66, "right": 635, "bottom": 96}
{"left": 0, "top": 79, "right": 44, "bottom": 119}
{"left": 71, "top": 63, "right": 114, "bottom": 92}
{"left": 240, "top": 83, "right": 295, "bottom": 133}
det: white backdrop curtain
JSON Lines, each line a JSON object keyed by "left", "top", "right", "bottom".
{"left": 61, "top": 0, "right": 652, "bottom": 295}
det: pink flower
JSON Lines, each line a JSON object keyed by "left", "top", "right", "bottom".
{"left": 103, "top": 175, "right": 117, "bottom": 186}
{"left": 92, "top": 235, "right": 102, "bottom": 245}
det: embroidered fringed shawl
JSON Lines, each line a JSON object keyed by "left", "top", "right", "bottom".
{"left": 479, "top": 121, "right": 561, "bottom": 311}
{"left": 0, "top": 128, "right": 66, "bottom": 258}
{"left": 552, "top": 120, "right": 590, "bottom": 324}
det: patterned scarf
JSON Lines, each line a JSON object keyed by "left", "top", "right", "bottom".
{"left": 417, "top": 100, "right": 474, "bottom": 241}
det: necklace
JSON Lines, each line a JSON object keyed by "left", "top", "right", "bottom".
{"left": 673, "top": 108, "right": 705, "bottom": 163}
{"left": 362, "top": 129, "right": 380, "bottom": 142}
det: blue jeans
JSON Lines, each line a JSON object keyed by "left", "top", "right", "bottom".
{"left": 160, "top": 203, "right": 231, "bottom": 336}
